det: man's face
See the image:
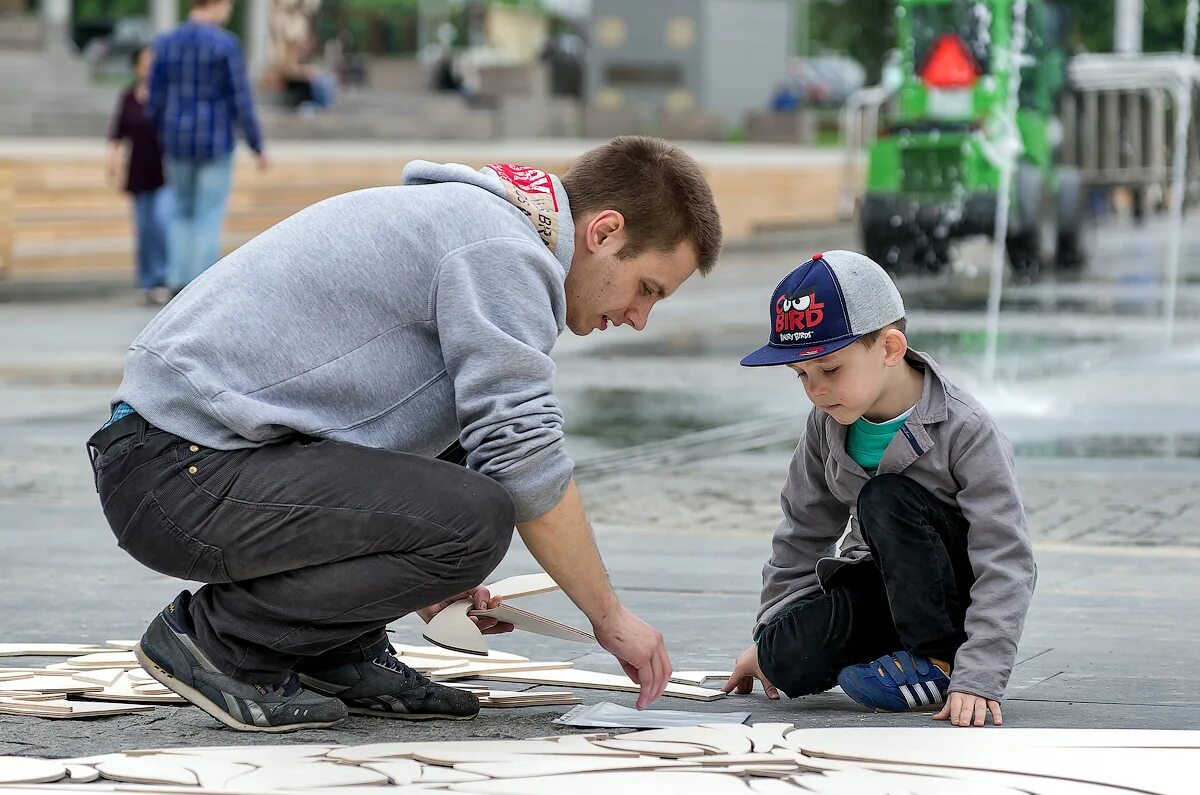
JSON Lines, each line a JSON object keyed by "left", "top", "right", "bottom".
{"left": 215, "top": 0, "right": 234, "bottom": 25}
{"left": 565, "top": 211, "right": 698, "bottom": 336}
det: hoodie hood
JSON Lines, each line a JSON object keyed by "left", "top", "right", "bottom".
{"left": 402, "top": 160, "right": 575, "bottom": 274}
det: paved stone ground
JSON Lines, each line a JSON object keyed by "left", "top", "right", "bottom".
{"left": 2, "top": 220, "right": 1199, "bottom": 757}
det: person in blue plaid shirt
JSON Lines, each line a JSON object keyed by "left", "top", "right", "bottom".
{"left": 150, "top": 0, "right": 268, "bottom": 294}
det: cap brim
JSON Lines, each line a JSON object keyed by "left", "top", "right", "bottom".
{"left": 739, "top": 335, "right": 859, "bottom": 367}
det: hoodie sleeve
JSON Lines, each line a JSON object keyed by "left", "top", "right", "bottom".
{"left": 754, "top": 408, "right": 851, "bottom": 637}
{"left": 433, "top": 236, "right": 574, "bottom": 524}
{"left": 947, "top": 413, "right": 1037, "bottom": 701}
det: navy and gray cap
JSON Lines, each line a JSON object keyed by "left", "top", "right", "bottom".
{"left": 740, "top": 250, "right": 905, "bottom": 367}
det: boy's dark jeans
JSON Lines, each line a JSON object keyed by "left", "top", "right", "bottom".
{"left": 89, "top": 415, "right": 515, "bottom": 684}
{"left": 757, "top": 473, "right": 974, "bottom": 698}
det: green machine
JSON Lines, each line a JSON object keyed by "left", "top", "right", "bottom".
{"left": 861, "top": 0, "right": 1086, "bottom": 276}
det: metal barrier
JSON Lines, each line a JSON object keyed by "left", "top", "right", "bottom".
{"left": 837, "top": 84, "right": 896, "bottom": 219}
{"left": 1061, "top": 87, "right": 1172, "bottom": 188}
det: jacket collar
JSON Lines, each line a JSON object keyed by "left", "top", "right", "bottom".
{"left": 821, "top": 348, "right": 948, "bottom": 476}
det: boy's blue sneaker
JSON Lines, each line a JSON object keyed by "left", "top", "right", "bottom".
{"left": 837, "top": 650, "right": 950, "bottom": 712}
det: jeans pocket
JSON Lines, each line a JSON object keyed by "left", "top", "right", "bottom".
{"left": 117, "top": 495, "right": 230, "bottom": 583}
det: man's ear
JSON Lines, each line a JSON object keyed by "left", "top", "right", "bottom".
{"left": 586, "top": 210, "right": 626, "bottom": 253}
{"left": 882, "top": 328, "right": 908, "bottom": 366}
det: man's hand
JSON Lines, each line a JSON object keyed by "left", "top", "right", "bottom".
{"left": 722, "top": 644, "right": 779, "bottom": 699}
{"left": 416, "top": 587, "right": 514, "bottom": 636}
{"left": 934, "top": 691, "right": 1003, "bottom": 727}
{"left": 592, "top": 606, "right": 672, "bottom": 710}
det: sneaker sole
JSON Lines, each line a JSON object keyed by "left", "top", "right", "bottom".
{"left": 134, "top": 643, "right": 345, "bottom": 733}
{"left": 346, "top": 706, "right": 478, "bottom": 720}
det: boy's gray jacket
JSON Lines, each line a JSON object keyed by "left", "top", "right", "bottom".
{"left": 755, "top": 351, "right": 1036, "bottom": 701}
{"left": 113, "top": 161, "right": 576, "bottom": 523}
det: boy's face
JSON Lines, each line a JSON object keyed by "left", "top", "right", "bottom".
{"left": 786, "top": 331, "right": 902, "bottom": 424}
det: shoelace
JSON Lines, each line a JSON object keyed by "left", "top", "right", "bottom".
{"left": 253, "top": 673, "right": 302, "bottom": 698}
{"left": 373, "top": 651, "right": 433, "bottom": 693}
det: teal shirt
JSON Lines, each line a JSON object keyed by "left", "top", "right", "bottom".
{"left": 846, "top": 409, "right": 913, "bottom": 473}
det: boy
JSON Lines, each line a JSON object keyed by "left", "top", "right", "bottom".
{"left": 723, "top": 251, "right": 1035, "bottom": 728}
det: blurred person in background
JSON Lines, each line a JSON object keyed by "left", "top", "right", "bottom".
{"left": 149, "top": 0, "right": 268, "bottom": 295}
{"left": 107, "top": 45, "right": 171, "bottom": 306}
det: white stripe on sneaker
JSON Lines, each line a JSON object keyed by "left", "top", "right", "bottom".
{"left": 899, "top": 684, "right": 919, "bottom": 708}
{"left": 921, "top": 682, "right": 941, "bottom": 705}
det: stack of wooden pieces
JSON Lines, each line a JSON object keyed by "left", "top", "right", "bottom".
{"left": 2, "top": 728, "right": 1197, "bottom": 793}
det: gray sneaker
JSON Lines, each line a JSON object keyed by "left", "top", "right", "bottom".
{"left": 298, "top": 650, "right": 480, "bottom": 720}
{"left": 134, "top": 594, "right": 348, "bottom": 733}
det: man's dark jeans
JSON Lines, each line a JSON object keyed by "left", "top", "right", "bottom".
{"left": 757, "top": 473, "right": 974, "bottom": 698}
{"left": 91, "top": 416, "right": 515, "bottom": 684}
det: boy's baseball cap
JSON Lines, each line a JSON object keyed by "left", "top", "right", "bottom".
{"left": 740, "top": 250, "right": 905, "bottom": 367}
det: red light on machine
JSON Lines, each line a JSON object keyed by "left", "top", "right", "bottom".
{"left": 921, "top": 34, "right": 980, "bottom": 89}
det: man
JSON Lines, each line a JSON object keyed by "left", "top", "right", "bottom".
{"left": 149, "top": 0, "right": 268, "bottom": 293}
{"left": 88, "top": 136, "right": 723, "bottom": 732}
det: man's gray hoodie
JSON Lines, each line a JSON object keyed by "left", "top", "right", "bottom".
{"left": 113, "top": 161, "right": 576, "bottom": 523}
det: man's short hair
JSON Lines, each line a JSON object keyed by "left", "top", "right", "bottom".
{"left": 561, "top": 136, "right": 723, "bottom": 276}
{"left": 192, "top": 0, "right": 227, "bottom": 8}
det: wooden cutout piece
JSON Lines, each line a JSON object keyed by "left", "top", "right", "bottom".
{"left": 70, "top": 668, "right": 126, "bottom": 686}
{"left": 423, "top": 571, "right": 593, "bottom": 655}
{"left": 0, "top": 758, "right": 68, "bottom": 785}
{"left": 97, "top": 757, "right": 199, "bottom": 787}
{"left": 84, "top": 670, "right": 187, "bottom": 704}
{"left": 594, "top": 739, "right": 711, "bottom": 758}
{"left": 432, "top": 659, "right": 575, "bottom": 681}
{"left": 788, "top": 729, "right": 1200, "bottom": 795}
{"left": 141, "top": 745, "right": 336, "bottom": 764}
{"left": 361, "top": 760, "right": 423, "bottom": 785}
{"left": 226, "top": 761, "right": 389, "bottom": 790}
{"left": 447, "top": 770, "right": 758, "bottom": 795}
{"left": 390, "top": 643, "right": 528, "bottom": 663}
{"left": 455, "top": 754, "right": 694, "bottom": 779}
{"left": 471, "top": 604, "right": 595, "bottom": 644}
{"left": 0, "top": 676, "right": 103, "bottom": 694}
{"left": 484, "top": 572, "right": 559, "bottom": 599}
{"left": 61, "top": 651, "right": 140, "bottom": 669}
{"left": 613, "top": 728, "right": 753, "bottom": 755}
{"left": 671, "top": 671, "right": 734, "bottom": 686}
{"left": 422, "top": 601, "right": 488, "bottom": 655}
{"left": 417, "top": 766, "right": 489, "bottom": 784}
{"left": 0, "top": 698, "right": 154, "bottom": 718}
{"left": 330, "top": 740, "right": 636, "bottom": 764}
{"left": 477, "top": 667, "right": 727, "bottom": 701}
{"left": 64, "top": 764, "right": 100, "bottom": 783}
{"left": 699, "top": 722, "right": 795, "bottom": 754}
{"left": 0, "top": 644, "right": 106, "bottom": 658}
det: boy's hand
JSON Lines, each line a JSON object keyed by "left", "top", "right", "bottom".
{"left": 722, "top": 645, "right": 779, "bottom": 699}
{"left": 934, "top": 691, "right": 1003, "bottom": 727}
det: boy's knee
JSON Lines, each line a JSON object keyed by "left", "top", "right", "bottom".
{"left": 857, "top": 473, "right": 928, "bottom": 537}
{"left": 756, "top": 616, "right": 841, "bottom": 698}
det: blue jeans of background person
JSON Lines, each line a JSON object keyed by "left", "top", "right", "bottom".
{"left": 166, "top": 155, "right": 233, "bottom": 291}
{"left": 132, "top": 186, "right": 170, "bottom": 290}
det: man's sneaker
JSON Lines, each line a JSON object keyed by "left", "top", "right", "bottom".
{"left": 298, "top": 649, "right": 480, "bottom": 720}
{"left": 837, "top": 650, "right": 951, "bottom": 712}
{"left": 133, "top": 593, "right": 348, "bottom": 732}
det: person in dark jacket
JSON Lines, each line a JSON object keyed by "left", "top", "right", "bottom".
{"left": 107, "top": 45, "right": 171, "bottom": 306}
